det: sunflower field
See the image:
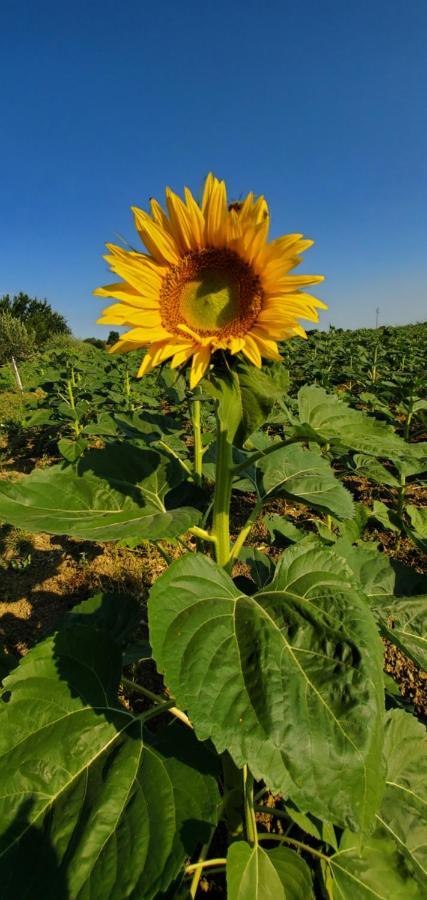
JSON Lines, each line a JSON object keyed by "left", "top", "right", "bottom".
{"left": 0, "top": 176, "right": 426, "bottom": 900}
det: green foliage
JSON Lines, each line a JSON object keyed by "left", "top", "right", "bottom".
{"left": 149, "top": 546, "right": 384, "bottom": 831}
{"left": 0, "top": 443, "right": 200, "bottom": 541}
{"left": 227, "top": 842, "right": 313, "bottom": 899}
{"left": 0, "top": 310, "right": 35, "bottom": 363}
{"left": 0, "top": 622, "right": 220, "bottom": 900}
{"left": 0, "top": 321, "right": 425, "bottom": 897}
{"left": 0, "top": 292, "right": 70, "bottom": 346}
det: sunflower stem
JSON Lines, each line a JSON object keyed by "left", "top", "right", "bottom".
{"left": 192, "top": 389, "right": 203, "bottom": 487}
{"left": 243, "top": 766, "right": 258, "bottom": 847}
{"left": 212, "top": 414, "right": 233, "bottom": 567}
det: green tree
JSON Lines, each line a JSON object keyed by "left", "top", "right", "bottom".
{"left": 0, "top": 293, "right": 70, "bottom": 346}
{"left": 107, "top": 330, "right": 120, "bottom": 345}
{"left": 0, "top": 311, "right": 35, "bottom": 364}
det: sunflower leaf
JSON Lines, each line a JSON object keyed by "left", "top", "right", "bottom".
{"left": 0, "top": 443, "right": 199, "bottom": 542}
{"left": 0, "top": 626, "right": 220, "bottom": 900}
{"left": 227, "top": 842, "right": 313, "bottom": 900}
{"left": 256, "top": 444, "right": 354, "bottom": 519}
{"left": 297, "top": 385, "right": 424, "bottom": 461}
{"left": 148, "top": 544, "right": 385, "bottom": 831}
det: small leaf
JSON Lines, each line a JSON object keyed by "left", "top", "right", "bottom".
{"left": 227, "top": 842, "right": 313, "bottom": 900}
{"left": 237, "top": 546, "right": 275, "bottom": 589}
{"left": 58, "top": 437, "right": 88, "bottom": 462}
{"left": 257, "top": 444, "right": 354, "bottom": 520}
{"left": 376, "top": 596, "right": 427, "bottom": 671}
{"left": 263, "top": 514, "right": 305, "bottom": 546}
{"left": 352, "top": 454, "right": 400, "bottom": 487}
{"left": 370, "top": 500, "right": 401, "bottom": 533}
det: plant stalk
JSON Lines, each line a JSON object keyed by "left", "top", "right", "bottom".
{"left": 211, "top": 418, "right": 233, "bottom": 566}
{"left": 243, "top": 766, "right": 258, "bottom": 847}
{"left": 192, "top": 390, "right": 203, "bottom": 487}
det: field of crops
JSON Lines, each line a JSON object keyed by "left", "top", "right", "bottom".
{"left": 0, "top": 321, "right": 426, "bottom": 898}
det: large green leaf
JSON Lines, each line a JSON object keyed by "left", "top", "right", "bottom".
{"left": 376, "top": 710, "right": 427, "bottom": 884}
{"left": 297, "top": 385, "right": 422, "bottom": 460}
{"left": 328, "top": 832, "right": 422, "bottom": 899}
{"left": 0, "top": 443, "right": 199, "bottom": 541}
{"left": 324, "top": 711, "right": 426, "bottom": 898}
{"left": 149, "top": 544, "right": 385, "bottom": 831}
{"left": 227, "top": 842, "right": 313, "bottom": 900}
{"left": 0, "top": 626, "right": 220, "bottom": 900}
{"left": 332, "top": 540, "right": 426, "bottom": 670}
{"left": 63, "top": 591, "right": 141, "bottom": 646}
{"left": 256, "top": 444, "right": 354, "bottom": 519}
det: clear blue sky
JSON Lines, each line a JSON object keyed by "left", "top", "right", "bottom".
{"left": 1, "top": 0, "right": 426, "bottom": 337}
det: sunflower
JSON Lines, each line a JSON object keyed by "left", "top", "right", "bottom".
{"left": 95, "top": 174, "right": 326, "bottom": 388}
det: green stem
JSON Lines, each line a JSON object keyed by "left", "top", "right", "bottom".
{"left": 229, "top": 498, "right": 263, "bottom": 564}
{"left": 231, "top": 435, "right": 304, "bottom": 476}
{"left": 192, "top": 391, "right": 203, "bottom": 487}
{"left": 404, "top": 410, "right": 413, "bottom": 442}
{"left": 67, "top": 378, "right": 81, "bottom": 436}
{"left": 185, "top": 858, "right": 226, "bottom": 876}
{"left": 259, "top": 832, "right": 329, "bottom": 862}
{"left": 156, "top": 440, "right": 193, "bottom": 478}
{"left": 121, "top": 677, "right": 192, "bottom": 728}
{"left": 189, "top": 526, "right": 217, "bottom": 544}
{"left": 396, "top": 474, "right": 406, "bottom": 520}
{"left": 211, "top": 417, "right": 233, "bottom": 566}
{"left": 189, "top": 841, "right": 212, "bottom": 898}
{"left": 243, "top": 766, "right": 258, "bottom": 847}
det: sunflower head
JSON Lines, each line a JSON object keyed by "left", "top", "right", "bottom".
{"left": 95, "top": 174, "right": 326, "bottom": 388}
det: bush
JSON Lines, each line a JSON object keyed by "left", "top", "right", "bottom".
{"left": 0, "top": 293, "right": 70, "bottom": 347}
{"left": 0, "top": 311, "right": 35, "bottom": 365}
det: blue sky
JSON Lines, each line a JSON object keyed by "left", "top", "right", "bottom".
{"left": 1, "top": 0, "right": 426, "bottom": 337}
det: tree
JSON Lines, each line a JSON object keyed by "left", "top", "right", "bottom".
{"left": 83, "top": 337, "right": 106, "bottom": 349}
{"left": 0, "top": 294, "right": 71, "bottom": 346}
{"left": 0, "top": 311, "right": 35, "bottom": 365}
{"left": 107, "top": 330, "right": 120, "bottom": 345}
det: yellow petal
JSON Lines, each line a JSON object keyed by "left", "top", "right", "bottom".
{"left": 120, "top": 325, "right": 173, "bottom": 344}
{"left": 103, "top": 246, "right": 165, "bottom": 302}
{"left": 250, "top": 331, "right": 282, "bottom": 360}
{"left": 97, "top": 303, "right": 163, "bottom": 326}
{"left": 137, "top": 340, "right": 186, "bottom": 377}
{"left": 203, "top": 175, "right": 227, "bottom": 247}
{"left": 171, "top": 344, "right": 195, "bottom": 368}
{"left": 108, "top": 339, "right": 142, "bottom": 354}
{"left": 184, "top": 187, "right": 205, "bottom": 246}
{"left": 166, "top": 188, "right": 199, "bottom": 253}
{"left": 132, "top": 207, "right": 180, "bottom": 265}
{"left": 240, "top": 334, "right": 262, "bottom": 367}
{"left": 190, "top": 345, "right": 212, "bottom": 388}
{"left": 93, "top": 282, "right": 150, "bottom": 304}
